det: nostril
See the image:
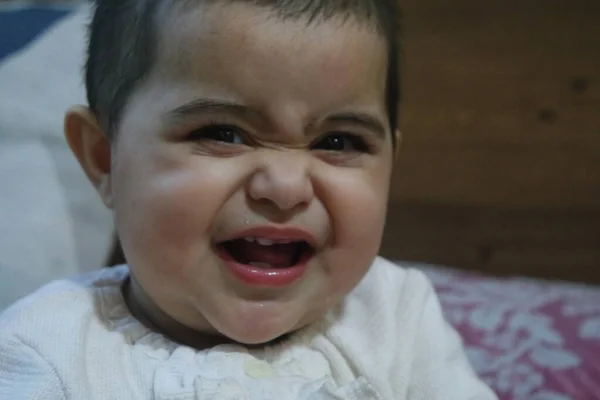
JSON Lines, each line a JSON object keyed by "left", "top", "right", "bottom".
{"left": 246, "top": 165, "right": 313, "bottom": 212}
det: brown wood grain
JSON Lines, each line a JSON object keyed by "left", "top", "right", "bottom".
{"left": 392, "top": 0, "right": 600, "bottom": 209}
{"left": 392, "top": 145, "right": 600, "bottom": 208}
{"left": 379, "top": 0, "right": 600, "bottom": 282}
{"left": 381, "top": 202, "right": 600, "bottom": 283}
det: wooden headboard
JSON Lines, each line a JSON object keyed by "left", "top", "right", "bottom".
{"left": 107, "top": 0, "right": 600, "bottom": 284}
{"left": 380, "top": 0, "right": 600, "bottom": 283}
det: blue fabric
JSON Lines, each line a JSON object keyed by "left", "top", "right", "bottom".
{"left": 0, "top": 6, "right": 73, "bottom": 62}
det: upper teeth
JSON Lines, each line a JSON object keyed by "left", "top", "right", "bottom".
{"left": 244, "top": 237, "right": 294, "bottom": 246}
{"left": 257, "top": 238, "right": 274, "bottom": 246}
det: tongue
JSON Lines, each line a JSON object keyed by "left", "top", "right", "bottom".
{"left": 229, "top": 240, "right": 298, "bottom": 267}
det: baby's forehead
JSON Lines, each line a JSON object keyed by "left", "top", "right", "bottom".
{"left": 152, "top": 2, "right": 388, "bottom": 98}
{"left": 120, "top": 1, "right": 392, "bottom": 140}
{"left": 156, "top": 1, "right": 385, "bottom": 71}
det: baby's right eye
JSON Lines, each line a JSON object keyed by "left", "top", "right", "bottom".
{"left": 187, "top": 124, "right": 246, "bottom": 145}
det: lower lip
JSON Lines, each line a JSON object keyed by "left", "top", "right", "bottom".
{"left": 216, "top": 247, "right": 311, "bottom": 287}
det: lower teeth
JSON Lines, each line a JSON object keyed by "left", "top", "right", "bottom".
{"left": 249, "top": 262, "right": 275, "bottom": 269}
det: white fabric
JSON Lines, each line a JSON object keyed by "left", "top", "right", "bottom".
{"left": 0, "top": 257, "right": 497, "bottom": 399}
{"left": 0, "top": 142, "right": 77, "bottom": 310}
{"left": 0, "top": 5, "right": 113, "bottom": 309}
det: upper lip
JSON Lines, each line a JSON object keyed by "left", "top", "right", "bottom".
{"left": 218, "top": 226, "right": 319, "bottom": 248}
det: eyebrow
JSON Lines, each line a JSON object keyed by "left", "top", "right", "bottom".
{"left": 325, "top": 112, "right": 387, "bottom": 139}
{"left": 166, "top": 98, "right": 260, "bottom": 122}
{"left": 166, "top": 98, "right": 388, "bottom": 139}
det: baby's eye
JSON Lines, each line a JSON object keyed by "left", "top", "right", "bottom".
{"left": 187, "top": 124, "right": 246, "bottom": 145}
{"left": 312, "top": 133, "right": 369, "bottom": 153}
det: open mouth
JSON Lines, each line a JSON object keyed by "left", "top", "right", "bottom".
{"left": 217, "top": 237, "right": 314, "bottom": 269}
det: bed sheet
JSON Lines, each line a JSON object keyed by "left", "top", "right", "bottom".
{"left": 0, "top": 2, "right": 112, "bottom": 310}
{"left": 414, "top": 262, "right": 600, "bottom": 400}
{"left": 0, "top": 2, "right": 74, "bottom": 61}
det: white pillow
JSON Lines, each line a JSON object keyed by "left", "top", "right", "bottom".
{"left": 0, "top": 4, "right": 113, "bottom": 309}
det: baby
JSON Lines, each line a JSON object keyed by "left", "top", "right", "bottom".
{"left": 0, "top": 0, "right": 497, "bottom": 399}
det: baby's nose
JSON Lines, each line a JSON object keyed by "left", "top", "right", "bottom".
{"left": 245, "top": 152, "right": 314, "bottom": 212}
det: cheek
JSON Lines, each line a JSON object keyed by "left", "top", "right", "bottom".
{"left": 328, "top": 163, "right": 390, "bottom": 246}
{"left": 319, "top": 163, "right": 391, "bottom": 290}
{"left": 112, "top": 155, "right": 233, "bottom": 271}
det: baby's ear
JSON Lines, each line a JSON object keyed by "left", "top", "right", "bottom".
{"left": 393, "top": 129, "right": 402, "bottom": 158}
{"left": 64, "top": 106, "right": 114, "bottom": 208}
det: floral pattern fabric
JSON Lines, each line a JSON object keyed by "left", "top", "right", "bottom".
{"left": 420, "top": 265, "right": 600, "bottom": 400}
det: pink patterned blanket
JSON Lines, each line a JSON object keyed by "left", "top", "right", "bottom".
{"left": 421, "top": 265, "right": 600, "bottom": 400}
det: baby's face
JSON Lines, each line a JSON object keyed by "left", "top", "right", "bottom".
{"left": 113, "top": 2, "right": 394, "bottom": 344}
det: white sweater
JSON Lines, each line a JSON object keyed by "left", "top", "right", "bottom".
{"left": 0, "top": 257, "right": 497, "bottom": 399}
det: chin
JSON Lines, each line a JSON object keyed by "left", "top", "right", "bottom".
{"left": 219, "top": 321, "right": 292, "bottom": 346}
{"left": 213, "top": 301, "right": 305, "bottom": 346}
{"left": 229, "top": 329, "right": 287, "bottom": 346}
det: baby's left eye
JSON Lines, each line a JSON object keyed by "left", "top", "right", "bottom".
{"left": 187, "top": 124, "right": 246, "bottom": 144}
{"left": 312, "top": 133, "right": 369, "bottom": 153}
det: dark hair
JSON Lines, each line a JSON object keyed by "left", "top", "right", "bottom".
{"left": 85, "top": 0, "right": 402, "bottom": 143}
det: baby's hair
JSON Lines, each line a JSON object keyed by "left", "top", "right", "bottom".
{"left": 85, "top": 0, "right": 402, "bottom": 144}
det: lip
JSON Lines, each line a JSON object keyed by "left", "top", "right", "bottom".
{"left": 215, "top": 226, "right": 317, "bottom": 287}
{"left": 221, "top": 226, "right": 319, "bottom": 248}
